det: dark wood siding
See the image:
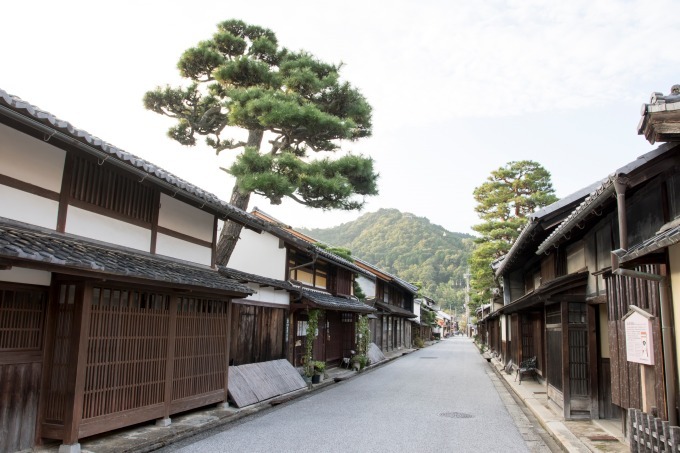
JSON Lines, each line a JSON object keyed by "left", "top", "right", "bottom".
{"left": 70, "top": 156, "right": 155, "bottom": 225}
{"left": 0, "top": 284, "right": 47, "bottom": 453}
{"left": 605, "top": 266, "right": 665, "bottom": 418}
{"left": 230, "top": 303, "right": 286, "bottom": 366}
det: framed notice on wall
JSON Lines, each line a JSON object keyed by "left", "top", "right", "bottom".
{"left": 623, "top": 306, "right": 655, "bottom": 366}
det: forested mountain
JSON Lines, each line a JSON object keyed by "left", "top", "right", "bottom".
{"left": 297, "top": 209, "right": 475, "bottom": 310}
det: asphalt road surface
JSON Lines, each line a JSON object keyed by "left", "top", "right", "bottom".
{"left": 158, "top": 337, "right": 557, "bottom": 452}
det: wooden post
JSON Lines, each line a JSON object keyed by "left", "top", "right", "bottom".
{"left": 161, "top": 294, "right": 178, "bottom": 423}
{"left": 63, "top": 283, "right": 92, "bottom": 445}
{"left": 561, "top": 301, "right": 571, "bottom": 419}
{"left": 35, "top": 283, "right": 62, "bottom": 444}
{"left": 223, "top": 299, "right": 233, "bottom": 405}
{"left": 588, "top": 304, "right": 599, "bottom": 419}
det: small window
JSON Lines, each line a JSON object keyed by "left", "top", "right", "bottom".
{"left": 297, "top": 321, "right": 308, "bottom": 336}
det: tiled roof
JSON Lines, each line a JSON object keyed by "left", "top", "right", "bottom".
{"left": 536, "top": 180, "right": 616, "bottom": 255}
{"left": 620, "top": 222, "right": 680, "bottom": 263}
{"left": 536, "top": 143, "right": 678, "bottom": 255}
{"left": 300, "top": 288, "right": 376, "bottom": 313}
{"left": 0, "top": 88, "right": 266, "bottom": 232}
{"left": 354, "top": 257, "right": 418, "bottom": 294}
{"left": 218, "top": 267, "right": 295, "bottom": 291}
{"left": 494, "top": 179, "right": 604, "bottom": 277}
{"left": 0, "top": 218, "right": 252, "bottom": 295}
{"left": 374, "top": 301, "right": 417, "bottom": 318}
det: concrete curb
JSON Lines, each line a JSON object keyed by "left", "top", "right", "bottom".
{"left": 480, "top": 343, "right": 627, "bottom": 453}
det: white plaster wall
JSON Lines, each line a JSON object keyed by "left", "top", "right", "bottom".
{"left": 156, "top": 233, "right": 212, "bottom": 266}
{"left": 240, "top": 285, "right": 290, "bottom": 306}
{"left": 0, "top": 185, "right": 58, "bottom": 229}
{"left": 0, "top": 267, "right": 51, "bottom": 286}
{"left": 413, "top": 301, "right": 421, "bottom": 322}
{"left": 356, "top": 275, "right": 376, "bottom": 298}
{"left": 229, "top": 228, "right": 286, "bottom": 280}
{"left": 501, "top": 315, "right": 507, "bottom": 341}
{"left": 0, "top": 122, "right": 65, "bottom": 192}
{"left": 66, "top": 206, "right": 151, "bottom": 251}
{"left": 158, "top": 193, "right": 213, "bottom": 242}
{"left": 670, "top": 243, "right": 680, "bottom": 384}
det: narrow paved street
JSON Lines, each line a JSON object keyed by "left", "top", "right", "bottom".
{"left": 158, "top": 338, "right": 557, "bottom": 453}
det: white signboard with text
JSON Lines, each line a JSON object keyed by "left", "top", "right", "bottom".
{"left": 624, "top": 309, "right": 654, "bottom": 366}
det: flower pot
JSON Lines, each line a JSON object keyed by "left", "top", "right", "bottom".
{"left": 312, "top": 374, "right": 321, "bottom": 384}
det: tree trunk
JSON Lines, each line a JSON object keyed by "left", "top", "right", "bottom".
{"left": 215, "top": 129, "right": 263, "bottom": 266}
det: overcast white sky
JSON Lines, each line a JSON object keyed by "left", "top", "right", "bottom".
{"left": 2, "top": 0, "right": 678, "bottom": 234}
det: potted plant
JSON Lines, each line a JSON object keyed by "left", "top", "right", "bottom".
{"left": 312, "top": 361, "right": 325, "bottom": 384}
{"left": 351, "top": 354, "right": 369, "bottom": 371}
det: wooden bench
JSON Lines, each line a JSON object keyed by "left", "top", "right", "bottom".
{"left": 515, "top": 356, "right": 538, "bottom": 385}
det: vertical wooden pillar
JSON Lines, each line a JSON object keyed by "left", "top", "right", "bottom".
{"left": 561, "top": 301, "right": 571, "bottom": 420}
{"left": 63, "top": 283, "right": 92, "bottom": 445}
{"left": 36, "top": 283, "right": 62, "bottom": 444}
{"left": 162, "top": 294, "right": 178, "bottom": 422}
{"left": 223, "top": 299, "right": 232, "bottom": 404}
{"left": 588, "top": 304, "right": 599, "bottom": 419}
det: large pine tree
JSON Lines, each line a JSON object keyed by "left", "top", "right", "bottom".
{"left": 469, "top": 161, "right": 558, "bottom": 307}
{"left": 144, "top": 19, "right": 378, "bottom": 264}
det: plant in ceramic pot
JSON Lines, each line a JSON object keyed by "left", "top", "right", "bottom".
{"left": 312, "top": 361, "right": 325, "bottom": 384}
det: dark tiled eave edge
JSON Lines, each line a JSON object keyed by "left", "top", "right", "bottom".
{"left": 218, "top": 266, "right": 294, "bottom": 291}
{"left": 499, "top": 271, "right": 588, "bottom": 315}
{"left": 0, "top": 89, "right": 266, "bottom": 232}
{"left": 0, "top": 219, "right": 252, "bottom": 295}
{"left": 374, "top": 301, "right": 417, "bottom": 318}
{"left": 300, "top": 288, "right": 376, "bottom": 314}
{"left": 620, "top": 224, "right": 680, "bottom": 263}
{"left": 537, "top": 180, "right": 616, "bottom": 255}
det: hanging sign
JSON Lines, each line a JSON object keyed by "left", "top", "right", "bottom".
{"left": 623, "top": 306, "right": 655, "bottom": 365}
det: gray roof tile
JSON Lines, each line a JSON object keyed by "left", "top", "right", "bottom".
{"left": 0, "top": 218, "right": 253, "bottom": 295}
{"left": 300, "top": 288, "right": 376, "bottom": 313}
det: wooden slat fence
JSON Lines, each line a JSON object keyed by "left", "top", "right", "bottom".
{"left": 629, "top": 408, "right": 680, "bottom": 452}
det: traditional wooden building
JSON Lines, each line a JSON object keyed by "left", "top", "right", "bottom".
{"left": 413, "top": 297, "right": 437, "bottom": 342}
{"left": 485, "top": 88, "right": 680, "bottom": 430}
{"left": 355, "top": 259, "right": 418, "bottom": 351}
{"left": 227, "top": 209, "right": 376, "bottom": 368}
{"left": 488, "top": 180, "right": 605, "bottom": 420}
{"left": 0, "top": 89, "right": 265, "bottom": 452}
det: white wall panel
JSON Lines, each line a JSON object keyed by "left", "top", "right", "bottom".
{"left": 0, "top": 267, "right": 51, "bottom": 286}
{"left": 156, "top": 233, "right": 212, "bottom": 266}
{"left": 66, "top": 206, "right": 151, "bottom": 251}
{"left": 0, "top": 122, "right": 65, "bottom": 192}
{"left": 0, "top": 185, "right": 58, "bottom": 229}
{"left": 229, "top": 228, "right": 286, "bottom": 280}
{"left": 240, "top": 285, "right": 290, "bottom": 306}
{"left": 158, "top": 193, "right": 213, "bottom": 242}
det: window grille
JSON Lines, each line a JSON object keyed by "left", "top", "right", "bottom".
{"left": 70, "top": 156, "right": 155, "bottom": 224}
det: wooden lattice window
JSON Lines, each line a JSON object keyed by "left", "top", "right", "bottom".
{"left": 173, "top": 296, "right": 229, "bottom": 401}
{"left": 70, "top": 156, "right": 155, "bottom": 224}
{"left": 0, "top": 287, "right": 46, "bottom": 351}
{"left": 83, "top": 286, "right": 170, "bottom": 419}
{"left": 342, "top": 313, "right": 353, "bottom": 323}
